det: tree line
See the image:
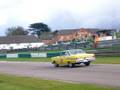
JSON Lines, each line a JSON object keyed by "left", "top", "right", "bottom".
{"left": 6, "top": 22, "right": 51, "bottom": 38}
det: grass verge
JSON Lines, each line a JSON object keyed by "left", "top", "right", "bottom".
{"left": 0, "top": 74, "right": 119, "bottom": 90}
{"left": 94, "top": 56, "right": 120, "bottom": 64}
{"left": 0, "top": 58, "right": 51, "bottom": 62}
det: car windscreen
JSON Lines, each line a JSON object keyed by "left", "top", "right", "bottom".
{"left": 59, "top": 51, "right": 66, "bottom": 56}
{"left": 69, "top": 49, "right": 85, "bottom": 55}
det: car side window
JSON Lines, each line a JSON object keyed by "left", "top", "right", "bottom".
{"left": 65, "top": 52, "right": 68, "bottom": 56}
{"left": 65, "top": 51, "right": 71, "bottom": 56}
{"left": 60, "top": 51, "right": 71, "bottom": 56}
{"left": 60, "top": 52, "right": 66, "bottom": 56}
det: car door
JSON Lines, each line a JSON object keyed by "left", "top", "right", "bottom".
{"left": 56, "top": 56, "right": 66, "bottom": 64}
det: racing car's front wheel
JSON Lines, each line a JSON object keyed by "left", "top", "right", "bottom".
{"left": 68, "top": 62, "right": 75, "bottom": 68}
{"left": 54, "top": 63, "right": 59, "bottom": 67}
{"left": 53, "top": 61, "right": 59, "bottom": 67}
{"left": 84, "top": 61, "right": 91, "bottom": 66}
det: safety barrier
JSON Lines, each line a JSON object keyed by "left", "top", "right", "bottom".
{"left": 0, "top": 52, "right": 62, "bottom": 58}
{"left": 0, "top": 50, "right": 120, "bottom": 59}
{"left": 0, "top": 53, "right": 47, "bottom": 58}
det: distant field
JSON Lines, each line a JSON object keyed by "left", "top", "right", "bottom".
{"left": 0, "top": 74, "right": 119, "bottom": 90}
{"left": 0, "top": 56, "right": 120, "bottom": 64}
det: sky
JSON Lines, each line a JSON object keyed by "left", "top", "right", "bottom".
{"left": 0, "top": 0, "right": 120, "bottom": 36}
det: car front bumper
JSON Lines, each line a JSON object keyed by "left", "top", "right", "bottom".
{"left": 76, "top": 57, "right": 95, "bottom": 63}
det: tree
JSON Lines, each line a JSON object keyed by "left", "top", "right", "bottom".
{"left": 6, "top": 26, "right": 29, "bottom": 36}
{"left": 116, "top": 32, "right": 120, "bottom": 38}
{"left": 53, "top": 30, "right": 58, "bottom": 35}
{"left": 29, "top": 22, "right": 51, "bottom": 37}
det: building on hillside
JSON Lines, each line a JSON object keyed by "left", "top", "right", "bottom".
{"left": 39, "top": 32, "right": 55, "bottom": 45}
{"left": 40, "top": 28, "right": 117, "bottom": 48}
{"left": 53, "top": 29, "right": 91, "bottom": 43}
{"left": 42, "top": 28, "right": 92, "bottom": 45}
{"left": 88, "top": 29, "right": 116, "bottom": 41}
{"left": 88, "top": 29, "right": 117, "bottom": 47}
{"left": 0, "top": 35, "right": 44, "bottom": 50}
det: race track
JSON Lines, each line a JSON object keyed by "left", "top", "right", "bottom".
{"left": 0, "top": 61, "right": 120, "bottom": 87}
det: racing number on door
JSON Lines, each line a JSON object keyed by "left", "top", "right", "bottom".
{"left": 60, "top": 59, "right": 63, "bottom": 63}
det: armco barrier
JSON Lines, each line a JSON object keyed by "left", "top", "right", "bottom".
{"left": 0, "top": 51, "right": 120, "bottom": 59}
{"left": 31, "top": 53, "right": 47, "bottom": 58}
{"left": 0, "top": 53, "right": 47, "bottom": 59}
{"left": 18, "top": 53, "right": 31, "bottom": 58}
{"left": 0, "top": 54, "right": 6, "bottom": 58}
{"left": 47, "top": 52, "right": 60, "bottom": 58}
{"left": 7, "top": 54, "right": 18, "bottom": 58}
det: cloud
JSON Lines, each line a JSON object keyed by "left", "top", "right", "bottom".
{"left": 0, "top": 0, "right": 120, "bottom": 35}
{"left": 0, "top": 0, "right": 22, "bottom": 10}
{"left": 47, "top": 0, "right": 120, "bottom": 29}
{"left": 0, "top": 11, "right": 8, "bottom": 25}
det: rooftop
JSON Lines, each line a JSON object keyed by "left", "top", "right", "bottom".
{"left": 0, "top": 35, "right": 41, "bottom": 44}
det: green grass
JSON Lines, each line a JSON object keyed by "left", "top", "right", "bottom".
{"left": 85, "top": 46, "right": 120, "bottom": 52}
{"left": 94, "top": 56, "right": 120, "bottom": 64}
{"left": 117, "top": 32, "right": 120, "bottom": 38}
{"left": 0, "top": 74, "right": 119, "bottom": 90}
{"left": 0, "top": 58, "right": 51, "bottom": 62}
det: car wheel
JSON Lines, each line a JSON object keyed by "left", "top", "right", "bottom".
{"left": 54, "top": 63, "right": 59, "bottom": 67}
{"left": 84, "top": 61, "right": 90, "bottom": 66}
{"left": 53, "top": 61, "right": 59, "bottom": 67}
{"left": 68, "top": 62, "right": 75, "bottom": 68}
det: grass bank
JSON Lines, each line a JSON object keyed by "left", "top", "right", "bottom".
{"left": 0, "top": 74, "right": 119, "bottom": 90}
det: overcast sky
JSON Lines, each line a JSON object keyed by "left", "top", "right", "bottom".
{"left": 0, "top": 0, "right": 120, "bottom": 36}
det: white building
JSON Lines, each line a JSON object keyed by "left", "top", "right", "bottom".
{"left": 0, "top": 35, "right": 44, "bottom": 50}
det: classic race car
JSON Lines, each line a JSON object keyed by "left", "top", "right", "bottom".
{"left": 51, "top": 49, "right": 95, "bottom": 67}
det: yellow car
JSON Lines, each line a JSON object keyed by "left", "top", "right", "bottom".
{"left": 51, "top": 49, "right": 95, "bottom": 67}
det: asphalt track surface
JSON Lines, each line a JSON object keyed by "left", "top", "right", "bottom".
{"left": 0, "top": 61, "right": 120, "bottom": 87}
